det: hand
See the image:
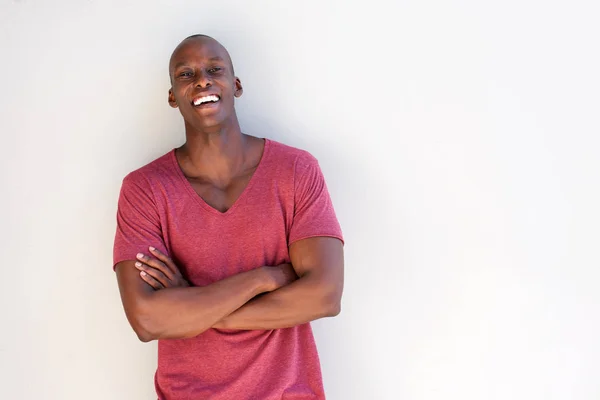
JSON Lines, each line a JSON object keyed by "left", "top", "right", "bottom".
{"left": 135, "top": 247, "right": 190, "bottom": 290}
{"left": 263, "top": 263, "right": 298, "bottom": 292}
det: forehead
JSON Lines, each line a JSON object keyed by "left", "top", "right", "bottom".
{"left": 169, "top": 38, "right": 231, "bottom": 70}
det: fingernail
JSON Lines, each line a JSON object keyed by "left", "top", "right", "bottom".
{"left": 140, "top": 271, "right": 147, "bottom": 276}
{"left": 136, "top": 253, "right": 143, "bottom": 259}
{"left": 149, "top": 246, "right": 156, "bottom": 251}
{"left": 135, "top": 262, "right": 142, "bottom": 268}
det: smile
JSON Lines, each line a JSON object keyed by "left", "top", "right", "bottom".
{"left": 192, "top": 94, "right": 220, "bottom": 107}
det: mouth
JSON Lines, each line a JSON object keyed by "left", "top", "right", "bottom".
{"left": 191, "top": 94, "right": 221, "bottom": 108}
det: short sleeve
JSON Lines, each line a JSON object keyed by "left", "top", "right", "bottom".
{"left": 113, "top": 172, "right": 168, "bottom": 269}
{"left": 288, "top": 152, "right": 344, "bottom": 246}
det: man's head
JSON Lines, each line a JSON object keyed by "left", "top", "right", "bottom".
{"left": 168, "top": 35, "right": 243, "bottom": 130}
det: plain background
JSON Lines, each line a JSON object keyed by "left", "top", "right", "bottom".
{"left": 1, "top": 1, "right": 599, "bottom": 399}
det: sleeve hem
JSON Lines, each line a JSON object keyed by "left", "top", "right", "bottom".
{"left": 112, "top": 257, "right": 138, "bottom": 271}
{"left": 288, "top": 233, "right": 345, "bottom": 247}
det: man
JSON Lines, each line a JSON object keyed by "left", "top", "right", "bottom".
{"left": 113, "top": 34, "right": 344, "bottom": 400}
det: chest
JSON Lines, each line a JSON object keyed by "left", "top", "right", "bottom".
{"left": 187, "top": 169, "right": 255, "bottom": 213}
{"left": 160, "top": 177, "right": 294, "bottom": 285}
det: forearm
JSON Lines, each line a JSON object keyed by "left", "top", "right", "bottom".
{"left": 132, "top": 268, "right": 269, "bottom": 341}
{"left": 214, "top": 272, "right": 341, "bottom": 330}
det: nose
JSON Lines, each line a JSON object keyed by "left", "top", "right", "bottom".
{"left": 195, "top": 70, "right": 212, "bottom": 88}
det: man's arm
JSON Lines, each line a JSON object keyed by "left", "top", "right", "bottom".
{"left": 212, "top": 236, "right": 344, "bottom": 330}
{"left": 115, "top": 257, "right": 295, "bottom": 342}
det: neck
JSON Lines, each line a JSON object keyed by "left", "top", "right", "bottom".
{"left": 178, "top": 114, "right": 247, "bottom": 179}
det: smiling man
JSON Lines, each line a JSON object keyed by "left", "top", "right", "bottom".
{"left": 113, "top": 34, "right": 344, "bottom": 399}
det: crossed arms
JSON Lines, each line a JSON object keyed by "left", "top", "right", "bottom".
{"left": 115, "top": 236, "right": 344, "bottom": 342}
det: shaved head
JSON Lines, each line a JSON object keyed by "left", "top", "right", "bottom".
{"left": 169, "top": 34, "right": 235, "bottom": 82}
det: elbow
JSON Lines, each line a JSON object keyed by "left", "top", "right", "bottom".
{"left": 126, "top": 302, "right": 160, "bottom": 342}
{"left": 323, "top": 298, "right": 341, "bottom": 317}
{"left": 135, "top": 328, "right": 155, "bottom": 343}
{"left": 134, "top": 324, "right": 201, "bottom": 342}
{"left": 131, "top": 318, "right": 159, "bottom": 343}
{"left": 320, "top": 287, "right": 342, "bottom": 318}
{"left": 302, "top": 271, "right": 343, "bottom": 319}
{"left": 133, "top": 318, "right": 158, "bottom": 342}
{"left": 330, "top": 300, "right": 341, "bottom": 316}
{"left": 127, "top": 301, "right": 208, "bottom": 341}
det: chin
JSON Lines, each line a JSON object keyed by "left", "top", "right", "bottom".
{"left": 187, "top": 116, "right": 227, "bottom": 131}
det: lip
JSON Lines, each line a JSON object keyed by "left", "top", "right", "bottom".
{"left": 191, "top": 93, "right": 221, "bottom": 108}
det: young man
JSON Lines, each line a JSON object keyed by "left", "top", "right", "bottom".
{"left": 113, "top": 34, "right": 344, "bottom": 400}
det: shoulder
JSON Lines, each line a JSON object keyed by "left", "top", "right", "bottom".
{"left": 120, "top": 150, "right": 176, "bottom": 190}
{"left": 265, "top": 139, "right": 319, "bottom": 171}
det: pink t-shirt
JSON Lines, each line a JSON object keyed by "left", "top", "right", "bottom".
{"left": 113, "top": 138, "right": 343, "bottom": 400}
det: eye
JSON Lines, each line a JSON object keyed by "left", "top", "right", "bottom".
{"left": 208, "top": 67, "right": 223, "bottom": 74}
{"left": 178, "top": 71, "right": 193, "bottom": 78}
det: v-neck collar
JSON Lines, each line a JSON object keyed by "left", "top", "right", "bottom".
{"left": 170, "top": 138, "right": 271, "bottom": 216}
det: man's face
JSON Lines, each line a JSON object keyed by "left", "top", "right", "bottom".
{"left": 168, "top": 37, "right": 242, "bottom": 129}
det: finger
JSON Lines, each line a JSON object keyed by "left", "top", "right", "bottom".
{"left": 135, "top": 261, "right": 170, "bottom": 288}
{"left": 136, "top": 253, "right": 174, "bottom": 281}
{"left": 149, "top": 247, "right": 181, "bottom": 276}
{"left": 139, "top": 270, "right": 164, "bottom": 290}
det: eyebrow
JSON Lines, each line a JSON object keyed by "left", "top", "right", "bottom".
{"left": 173, "top": 57, "right": 226, "bottom": 70}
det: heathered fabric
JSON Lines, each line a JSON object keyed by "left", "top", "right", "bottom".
{"left": 113, "top": 138, "right": 343, "bottom": 400}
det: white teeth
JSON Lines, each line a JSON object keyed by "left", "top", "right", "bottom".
{"left": 193, "top": 95, "right": 219, "bottom": 106}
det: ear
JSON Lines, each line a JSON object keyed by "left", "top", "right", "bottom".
{"left": 168, "top": 88, "right": 178, "bottom": 108}
{"left": 234, "top": 77, "right": 243, "bottom": 98}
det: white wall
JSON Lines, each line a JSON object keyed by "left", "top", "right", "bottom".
{"left": 1, "top": 1, "right": 599, "bottom": 399}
